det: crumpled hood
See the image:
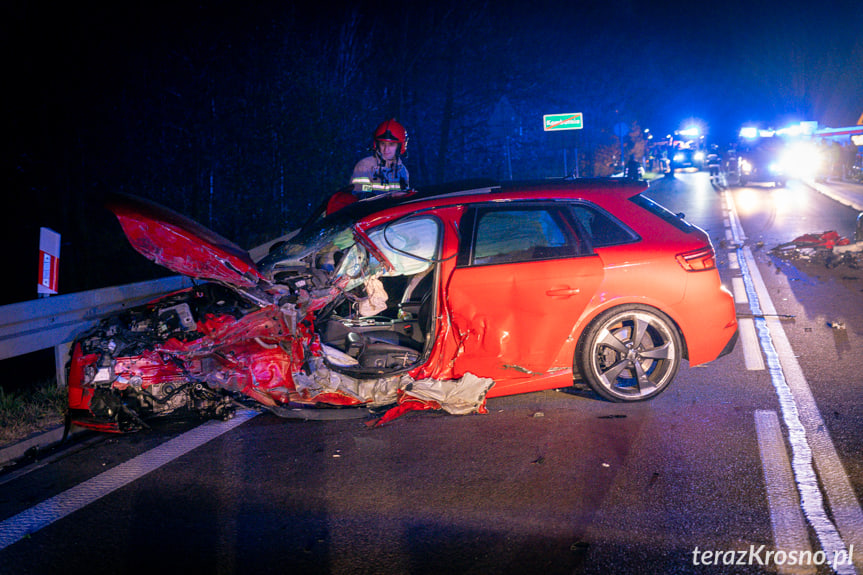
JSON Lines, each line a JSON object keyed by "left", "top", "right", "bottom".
{"left": 107, "top": 193, "right": 266, "bottom": 288}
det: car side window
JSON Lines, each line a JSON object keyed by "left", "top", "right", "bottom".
{"left": 461, "top": 205, "right": 583, "bottom": 266}
{"left": 570, "top": 204, "right": 638, "bottom": 247}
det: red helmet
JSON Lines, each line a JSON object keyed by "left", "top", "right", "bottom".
{"left": 373, "top": 118, "right": 408, "bottom": 156}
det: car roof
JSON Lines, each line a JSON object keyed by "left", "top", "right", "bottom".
{"left": 333, "top": 178, "right": 647, "bottom": 222}
{"left": 266, "top": 177, "right": 690, "bottom": 272}
{"left": 287, "top": 178, "right": 651, "bottom": 254}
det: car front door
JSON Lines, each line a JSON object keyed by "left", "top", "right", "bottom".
{"left": 445, "top": 202, "right": 604, "bottom": 390}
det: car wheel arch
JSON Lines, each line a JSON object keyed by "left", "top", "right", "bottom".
{"left": 572, "top": 302, "right": 687, "bottom": 402}
{"left": 570, "top": 300, "right": 690, "bottom": 372}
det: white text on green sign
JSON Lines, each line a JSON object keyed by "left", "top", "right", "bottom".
{"left": 543, "top": 113, "right": 583, "bottom": 131}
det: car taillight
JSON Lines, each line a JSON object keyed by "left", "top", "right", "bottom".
{"left": 675, "top": 247, "right": 716, "bottom": 271}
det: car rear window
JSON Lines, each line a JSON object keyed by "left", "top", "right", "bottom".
{"left": 630, "top": 194, "right": 695, "bottom": 233}
{"left": 569, "top": 204, "right": 638, "bottom": 247}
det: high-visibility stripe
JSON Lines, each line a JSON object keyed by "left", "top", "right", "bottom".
{"left": 352, "top": 181, "right": 402, "bottom": 192}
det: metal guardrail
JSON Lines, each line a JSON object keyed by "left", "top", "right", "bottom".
{"left": 0, "top": 225, "right": 297, "bottom": 391}
{"left": 0, "top": 276, "right": 193, "bottom": 387}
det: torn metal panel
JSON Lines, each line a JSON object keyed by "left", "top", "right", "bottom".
{"left": 292, "top": 356, "right": 404, "bottom": 406}
{"left": 68, "top": 200, "right": 453, "bottom": 432}
{"left": 108, "top": 193, "right": 265, "bottom": 288}
{"left": 400, "top": 372, "right": 495, "bottom": 415}
{"left": 371, "top": 373, "right": 496, "bottom": 426}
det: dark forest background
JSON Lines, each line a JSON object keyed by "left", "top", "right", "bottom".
{"left": 4, "top": 1, "right": 862, "bottom": 304}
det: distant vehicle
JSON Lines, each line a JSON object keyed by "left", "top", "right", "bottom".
{"left": 671, "top": 148, "right": 699, "bottom": 172}
{"left": 851, "top": 150, "right": 863, "bottom": 183}
{"left": 732, "top": 138, "right": 787, "bottom": 187}
{"left": 67, "top": 180, "right": 738, "bottom": 433}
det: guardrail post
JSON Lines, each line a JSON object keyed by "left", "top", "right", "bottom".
{"left": 54, "top": 342, "right": 72, "bottom": 388}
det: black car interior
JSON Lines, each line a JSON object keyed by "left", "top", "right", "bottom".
{"left": 319, "top": 268, "right": 435, "bottom": 373}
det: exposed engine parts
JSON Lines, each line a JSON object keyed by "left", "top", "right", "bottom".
{"left": 69, "top": 253, "right": 435, "bottom": 432}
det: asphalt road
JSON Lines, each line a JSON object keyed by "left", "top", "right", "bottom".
{"left": 1, "top": 172, "right": 861, "bottom": 575}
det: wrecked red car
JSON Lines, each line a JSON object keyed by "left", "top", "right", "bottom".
{"left": 68, "top": 179, "right": 738, "bottom": 432}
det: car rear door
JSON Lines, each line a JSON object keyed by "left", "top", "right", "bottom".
{"left": 445, "top": 202, "right": 604, "bottom": 387}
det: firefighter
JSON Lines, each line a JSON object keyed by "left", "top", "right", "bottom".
{"left": 350, "top": 118, "right": 410, "bottom": 198}
{"left": 625, "top": 154, "right": 641, "bottom": 180}
{"left": 706, "top": 145, "right": 722, "bottom": 180}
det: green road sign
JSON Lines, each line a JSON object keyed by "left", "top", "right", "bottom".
{"left": 543, "top": 113, "right": 583, "bottom": 131}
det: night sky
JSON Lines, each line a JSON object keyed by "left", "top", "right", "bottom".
{"left": 10, "top": 2, "right": 863, "bottom": 145}
{"left": 3, "top": 0, "right": 862, "bottom": 303}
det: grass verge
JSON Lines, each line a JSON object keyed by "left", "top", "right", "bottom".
{"left": 0, "top": 380, "right": 66, "bottom": 447}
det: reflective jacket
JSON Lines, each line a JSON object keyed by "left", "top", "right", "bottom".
{"left": 350, "top": 155, "right": 410, "bottom": 197}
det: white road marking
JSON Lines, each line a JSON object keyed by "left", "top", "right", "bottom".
{"left": 729, "top": 251, "right": 740, "bottom": 270}
{"left": 0, "top": 410, "right": 258, "bottom": 551}
{"left": 725, "top": 193, "right": 746, "bottom": 244}
{"left": 738, "top": 317, "right": 766, "bottom": 371}
{"left": 755, "top": 409, "right": 815, "bottom": 575}
{"left": 732, "top": 277, "right": 748, "bottom": 304}
{"left": 726, "top": 191, "right": 863, "bottom": 574}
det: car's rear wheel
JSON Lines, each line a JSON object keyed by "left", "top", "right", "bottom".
{"left": 577, "top": 305, "right": 682, "bottom": 402}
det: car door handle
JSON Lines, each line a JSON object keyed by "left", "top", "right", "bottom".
{"left": 546, "top": 287, "right": 581, "bottom": 297}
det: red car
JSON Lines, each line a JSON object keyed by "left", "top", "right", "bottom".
{"left": 68, "top": 179, "right": 737, "bottom": 432}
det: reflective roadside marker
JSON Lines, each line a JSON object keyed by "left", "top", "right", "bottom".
{"left": 38, "top": 227, "right": 60, "bottom": 296}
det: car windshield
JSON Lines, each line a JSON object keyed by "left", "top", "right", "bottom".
{"left": 258, "top": 210, "right": 439, "bottom": 289}
{"left": 256, "top": 208, "right": 360, "bottom": 273}
{"left": 368, "top": 216, "right": 438, "bottom": 276}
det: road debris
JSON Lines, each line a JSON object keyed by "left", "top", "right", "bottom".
{"left": 771, "top": 231, "right": 862, "bottom": 270}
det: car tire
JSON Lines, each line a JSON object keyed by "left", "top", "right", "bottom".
{"left": 576, "top": 305, "right": 682, "bottom": 402}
